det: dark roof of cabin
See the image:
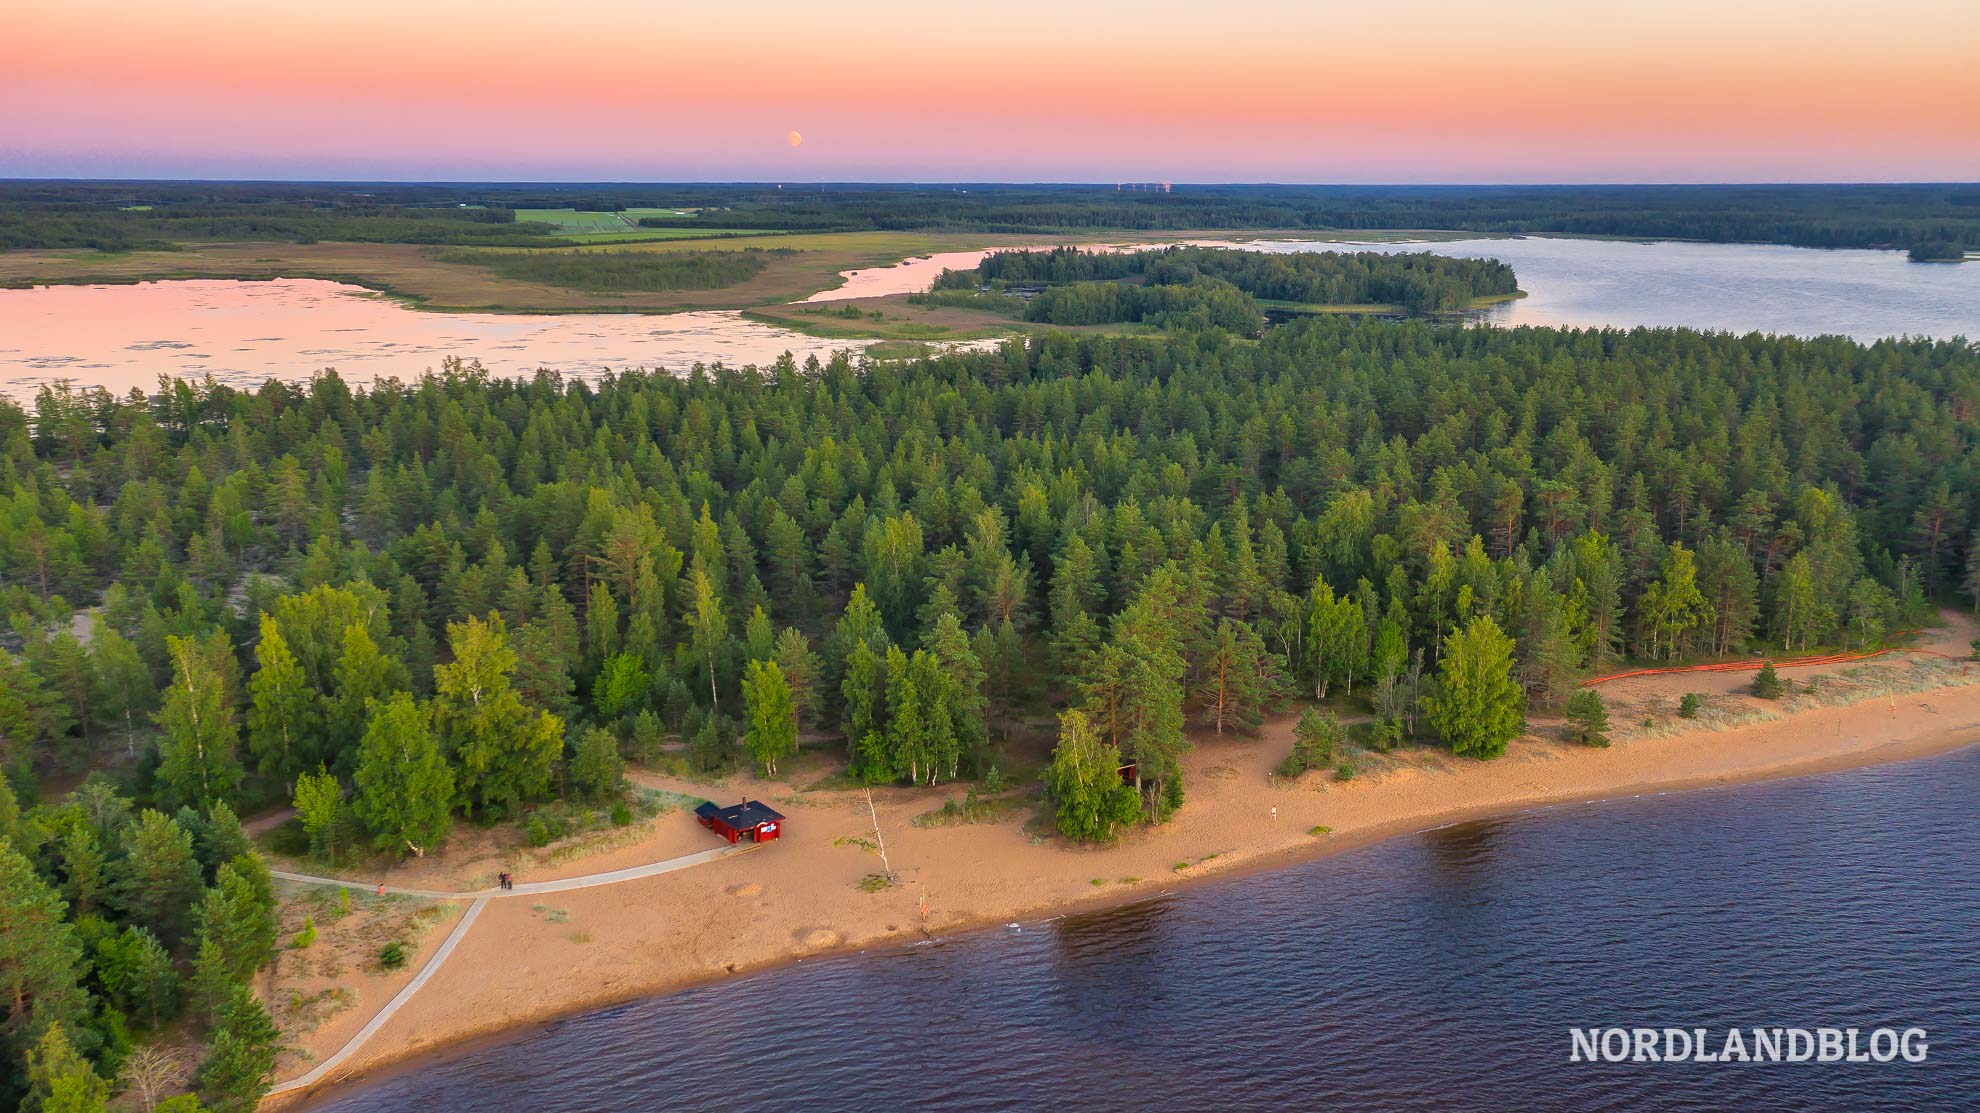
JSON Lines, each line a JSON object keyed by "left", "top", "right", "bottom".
{"left": 696, "top": 800, "right": 784, "bottom": 829}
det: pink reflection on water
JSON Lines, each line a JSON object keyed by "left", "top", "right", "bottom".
{"left": 0, "top": 278, "right": 892, "bottom": 400}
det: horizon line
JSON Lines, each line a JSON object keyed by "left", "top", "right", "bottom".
{"left": 5, "top": 177, "right": 1979, "bottom": 190}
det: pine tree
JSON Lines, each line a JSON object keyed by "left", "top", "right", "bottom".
{"left": 194, "top": 802, "right": 252, "bottom": 880}
{"left": 513, "top": 617, "right": 578, "bottom": 721}
{"left": 88, "top": 923, "right": 175, "bottom": 1028}
{"left": 0, "top": 649, "right": 70, "bottom": 775}
{"left": 192, "top": 858, "right": 276, "bottom": 985}
{"left": 1116, "top": 631, "right": 1188, "bottom": 819}
{"left": 1563, "top": 689, "right": 1611, "bottom": 747}
{"left": 1277, "top": 707, "right": 1342, "bottom": 776}
{"left": 197, "top": 984, "right": 277, "bottom": 1113}
{"left": 584, "top": 581, "right": 619, "bottom": 673}
{"left": 1570, "top": 530, "right": 1625, "bottom": 665}
{"left": 772, "top": 628, "right": 822, "bottom": 735}
{"left": 1199, "top": 619, "right": 1266, "bottom": 735}
{"left": 569, "top": 727, "right": 623, "bottom": 801}
{"left": 37, "top": 632, "right": 97, "bottom": 758}
{"left": 1752, "top": 661, "right": 1785, "bottom": 699}
{"left": 742, "top": 606, "right": 775, "bottom": 663}
{"left": 352, "top": 693, "right": 454, "bottom": 857}
{"left": 0, "top": 843, "right": 89, "bottom": 1086}
{"left": 110, "top": 810, "right": 204, "bottom": 948}
{"left": 187, "top": 938, "right": 233, "bottom": 1023}
{"left": 57, "top": 825, "right": 103, "bottom": 917}
{"left": 1516, "top": 570, "right": 1582, "bottom": 708}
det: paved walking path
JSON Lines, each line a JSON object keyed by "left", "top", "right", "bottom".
{"left": 268, "top": 897, "right": 488, "bottom": 1096}
{"left": 270, "top": 843, "right": 752, "bottom": 899}
{"left": 266, "top": 842, "right": 758, "bottom": 1096}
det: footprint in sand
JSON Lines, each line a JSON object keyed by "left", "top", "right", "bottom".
{"left": 726, "top": 881, "right": 763, "bottom": 898}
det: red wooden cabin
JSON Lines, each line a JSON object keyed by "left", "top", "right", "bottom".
{"left": 695, "top": 798, "right": 785, "bottom": 844}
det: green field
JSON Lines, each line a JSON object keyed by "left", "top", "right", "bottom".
{"left": 511, "top": 208, "right": 633, "bottom": 232}
{"left": 510, "top": 207, "right": 754, "bottom": 241}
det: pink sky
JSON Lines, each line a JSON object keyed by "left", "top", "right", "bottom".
{"left": 7, "top": 0, "right": 1978, "bottom": 182}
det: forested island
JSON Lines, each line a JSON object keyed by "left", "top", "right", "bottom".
{"left": 2, "top": 281, "right": 1978, "bottom": 1107}
{"left": 925, "top": 246, "right": 1521, "bottom": 326}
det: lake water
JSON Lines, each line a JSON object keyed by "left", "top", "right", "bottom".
{"left": 1, "top": 238, "right": 1974, "bottom": 401}
{"left": 0, "top": 279, "right": 880, "bottom": 400}
{"left": 804, "top": 236, "right": 1980, "bottom": 343}
{"left": 309, "top": 743, "right": 1980, "bottom": 1113}
{"left": 1241, "top": 236, "right": 1980, "bottom": 342}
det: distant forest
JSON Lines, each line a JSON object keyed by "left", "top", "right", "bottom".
{"left": 2, "top": 181, "right": 1976, "bottom": 255}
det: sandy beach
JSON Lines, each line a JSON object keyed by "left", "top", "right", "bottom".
{"left": 271, "top": 617, "right": 1980, "bottom": 1105}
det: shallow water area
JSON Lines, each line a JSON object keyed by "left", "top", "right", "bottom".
{"left": 0, "top": 278, "right": 889, "bottom": 398}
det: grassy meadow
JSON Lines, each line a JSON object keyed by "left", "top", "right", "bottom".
{"left": 508, "top": 207, "right": 762, "bottom": 243}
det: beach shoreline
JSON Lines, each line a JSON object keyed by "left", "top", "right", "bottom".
{"left": 274, "top": 629, "right": 1980, "bottom": 1108}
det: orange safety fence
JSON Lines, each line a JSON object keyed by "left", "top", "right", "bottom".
{"left": 1580, "top": 641, "right": 1971, "bottom": 687}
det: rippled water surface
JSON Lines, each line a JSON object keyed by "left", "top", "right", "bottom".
{"left": 312, "top": 744, "right": 1980, "bottom": 1113}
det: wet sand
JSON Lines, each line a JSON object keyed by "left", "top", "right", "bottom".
{"left": 277, "top": 620, "right": 1980, "bottom": 1104}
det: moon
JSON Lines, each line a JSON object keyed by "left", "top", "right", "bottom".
{"left": 787, "top": 130, "right": 803, "bottom": 148}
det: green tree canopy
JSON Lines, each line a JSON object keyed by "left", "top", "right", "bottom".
{"left": 1424, "top": 616, "right": 1525, "bottom": 760}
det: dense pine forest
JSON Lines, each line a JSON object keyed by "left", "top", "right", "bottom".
{"left": 4, "top": 181, "right": 1976, "bottom": 255}
{"left": 2, "top": 306, "right": 1978, "bottom": 1108}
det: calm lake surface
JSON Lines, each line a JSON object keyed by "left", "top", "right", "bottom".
{"left": 0, "top": 279, "right": 877, "bottom": 400}
{"left": 311, "top": 743, "right": 1980, "bottom": 1113}
{"left": 1244, "top": 236, "right": 1980, "bottom": 341}
{"left": 1, "top": 237, "right": 1973, "bottom": 400}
